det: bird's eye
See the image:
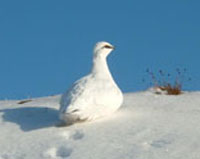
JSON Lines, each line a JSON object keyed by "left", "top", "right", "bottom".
{"left": 104, "top": 45, "right": 113, "bottom": 49}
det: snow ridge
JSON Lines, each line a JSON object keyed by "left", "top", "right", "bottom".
{"left": 0, "top": 91, "right": 200, "bottom": 159}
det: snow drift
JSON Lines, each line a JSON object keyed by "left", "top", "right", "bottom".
{"left": 0, "top": 91, "right": 200, "bottom": 159}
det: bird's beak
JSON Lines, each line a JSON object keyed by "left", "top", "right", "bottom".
{"left": 112, "top": 46, "right": 115, "bottom": 50}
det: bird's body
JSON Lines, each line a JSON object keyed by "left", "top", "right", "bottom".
{"left": 59, "top": 42, "right": 123, "bottom": 125}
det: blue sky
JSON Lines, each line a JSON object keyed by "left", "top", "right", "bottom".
{"left": 0, "top": 0, "right": 200, "bottom": 99}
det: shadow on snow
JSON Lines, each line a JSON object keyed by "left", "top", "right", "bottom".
{"left": 0, "top": 107, "right": 60, "bottom": 131}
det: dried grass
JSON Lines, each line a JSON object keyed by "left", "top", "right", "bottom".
{"left": 145, "top": 68, "right": 191, "bottom": 95}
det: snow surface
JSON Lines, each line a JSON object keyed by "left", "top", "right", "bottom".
{"left": 0, "top": 91, "right": 200, "bottom": 159}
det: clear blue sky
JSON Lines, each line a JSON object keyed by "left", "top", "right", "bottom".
{"left": 0, "top": 0, "right": 200, "bottom": 99}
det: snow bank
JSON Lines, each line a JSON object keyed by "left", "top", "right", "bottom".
{"left": 0, "top": 91, "right": 200, "bottom": 159}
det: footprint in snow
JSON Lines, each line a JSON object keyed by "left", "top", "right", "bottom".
{"left": 44, "top": 146, "right": 73, "bottom": 159}
{"left": 48, "top": 129, "right": 84, "bottom": 158}
{"left": 72, "top": 130, "right": 84, "bottom": 140}
{"left": 59, "top": 129, "right": 84, "bottom": 141}
{"left": 150, "top": 134, "right": 175, "bottom": 149}
{"left": 151, "top": 139, "right": 172, "bottom": 148}
{"left": 57, "top": 146, "right": 73, "bottom": 158}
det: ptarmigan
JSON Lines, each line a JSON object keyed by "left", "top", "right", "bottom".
{"left": 59, "top": 41, "right": 123, "bottom": 126}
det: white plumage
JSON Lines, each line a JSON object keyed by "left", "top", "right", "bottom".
{"left": 59, "top": 41, "right": 123, "bottom": 125}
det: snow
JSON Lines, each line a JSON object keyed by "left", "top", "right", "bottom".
{"left": 0, "top": 91, "right": 200, "bottom": 159}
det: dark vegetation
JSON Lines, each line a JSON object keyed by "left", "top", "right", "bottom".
{"left": 143, "top": 68, "right": 191, "bottom": 95}
{"left": 18, "top": 99, "right": 32, "bottom": 104}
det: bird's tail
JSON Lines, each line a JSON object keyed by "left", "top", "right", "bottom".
{"left": 59, "top": 113, "right": 87, "bottom": 126}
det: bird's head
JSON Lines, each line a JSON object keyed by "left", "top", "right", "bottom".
{"left": 93, "top": 41, "right": 115, "bottom": 58}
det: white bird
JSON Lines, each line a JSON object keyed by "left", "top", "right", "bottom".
{"left": 59, "top": 41, "right": 123, "bottom": 126}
